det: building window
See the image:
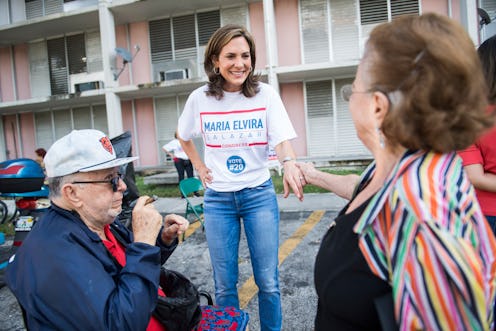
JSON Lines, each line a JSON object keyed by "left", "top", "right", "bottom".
{"left": 67, "top": 34, "right": 87, "bottom": 74}
{"left": 25, "top": 0, "right": 63, "bottom": 19}
{"left": 47, "top": 37, "right": 68, "bottom": 95}
{"left": 35, "top": 106, "right": 108, "bottom": 149}
{"left": 198, "top": 11, "right": 220, "bottom": 45}
{"left": 29, "top": 32, "right": 100, "bottom": 97}
{"left": 300, "top": 0, "right": 366, "bottom": 64}
{"left": 47, "top": 33, "right": 87, "bottom": 95}
{"left": 149, "top": 10, "right": 220, "bottom": 81}
{"left": 300, "top": 0, "right": 330, "bottom": 64}
{"left": 305, "top": 79, "right": 369, "bottom": 158}
{"left": 150, "top": 18, "right": 172, "bottom": 63}
{"left": 359, "top": 0, "right": 419, "bottom": 25}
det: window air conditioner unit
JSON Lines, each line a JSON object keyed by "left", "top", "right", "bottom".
{"left": 74, "top": 81, "right": 103, "bottom": 93}
{"left": 160, "top": 69, "right": 189, "bottom": 81}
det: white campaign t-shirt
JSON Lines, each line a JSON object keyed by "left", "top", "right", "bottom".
{"left": 178, "top": 83, "right": 297, "bottom": 192}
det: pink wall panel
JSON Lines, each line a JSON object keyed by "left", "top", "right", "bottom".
{"left": 129, "top": 21, "right": 151, "bottom": 85}
{"left": 19, "top": 113, "right": 36, "bottom": 159}
{"left": 14, "top": 44, "right": 31, "bottom": 100}
{"left": 450, "top": 1, "right": 461, "bottom": 21}
{"left": 121, "top": 100, "right": 133, "bottom": 135}
{"left": 121, "top": 100, "right": 138, "bottom": 158}
{"left": 275, "top": 0, "right": 301, "bottom": 66}
{"left": 280, "top": 82, "right": 306, "bottom": 156}
{"left": 3, "top": 115, "right": 18, "bottom": 159}
{"left": 421, "top": 0, "right": 448, "bottom": 15}
{"left": 134, "top": 98, "right": 158, "bottom": 165}
{"left": 0, "top": 47, "right": 15, "bottom": 102}
{"left": 249, "top": 2, "right": 267, "bottom": 70}
{"left": 115, "top": 24, "right": 131, "bottom": 86}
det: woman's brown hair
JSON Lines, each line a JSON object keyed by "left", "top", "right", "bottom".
{"left": 365, "top": 13, "right": 492, "bottom": 152}
{"left": 203, "top": 24, "right": 260, "bottom": 99}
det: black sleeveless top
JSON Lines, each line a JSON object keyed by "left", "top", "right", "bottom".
{"left": 314, "top": 198, "right": 391, "bottom": 330}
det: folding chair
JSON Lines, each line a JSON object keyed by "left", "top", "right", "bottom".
{"left": 179, "top": 178, "right": 204, "bottom": 228}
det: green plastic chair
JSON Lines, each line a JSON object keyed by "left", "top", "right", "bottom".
{"left": 179, "top": 177, "right": 204, "bottom": 227}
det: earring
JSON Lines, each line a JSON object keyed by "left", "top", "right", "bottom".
{"left": 376, "top": 127, "right": 385, "bottom": 149}
{"left": 249, "top": 66, "right": 253, "bottom": 72}
{"left": 213, "top": 67, "right": 220, "bottom": 75}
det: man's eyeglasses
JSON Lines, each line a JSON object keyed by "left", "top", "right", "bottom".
{"left": 72, "top": 173, "right": 123, "bottom": 192}
{"left": 340, "top": 84, "right": 372, "bottom": 102}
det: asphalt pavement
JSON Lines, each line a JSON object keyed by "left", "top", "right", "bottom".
{"left": 0, "top": 193, "right": 347, "bottom": 331}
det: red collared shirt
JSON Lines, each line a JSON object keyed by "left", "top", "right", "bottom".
{"left": 103, "top": 225, "right": 166, "bottom": 331}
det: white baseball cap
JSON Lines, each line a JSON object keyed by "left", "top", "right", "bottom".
{"left": 44, "top": 129, "right": 139, "bottom": 177}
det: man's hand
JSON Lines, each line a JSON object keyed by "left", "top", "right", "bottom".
{"left": 161, "top": 214, "right": 189, "bottom": 245}
{"left": 132, "top": 196, "right": 163, "bottom": 245}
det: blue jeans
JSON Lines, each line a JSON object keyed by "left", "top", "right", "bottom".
{"left": 204, "top": 179, "right": 281, "bottom": 331}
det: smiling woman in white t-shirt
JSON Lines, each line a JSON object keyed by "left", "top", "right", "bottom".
{"left": 177, "top": 24, "right": 304, "bottom": 331}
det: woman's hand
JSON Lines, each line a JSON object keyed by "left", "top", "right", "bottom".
{"left": 274, "top": 140, "right": 305, "bottom": 201}
{"left": 282, "top": 160, "right": 305, "bottom": 201}
{"left": 178, "top": 137, "right": 209, "bottom": 187}
{"left": 196, "top": 164, "right": 212, "bottom": 188}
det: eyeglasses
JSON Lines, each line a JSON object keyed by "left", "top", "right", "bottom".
{"left": 340, "top": 84, "right": 372, "bottom": 102}
{"left": 72, "top": 173, "right": 123, "bottom": 192}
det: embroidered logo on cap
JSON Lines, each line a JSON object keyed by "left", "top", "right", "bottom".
{"left": 99, "top": 137, "right": 113, "bottom": 154}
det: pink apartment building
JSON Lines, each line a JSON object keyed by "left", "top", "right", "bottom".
{"left": 0, "top": 0, "right": 494, "bottom": 169}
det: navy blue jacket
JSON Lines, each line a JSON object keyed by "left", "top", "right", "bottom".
{"left": 6, "top": 203, "right": 177, "bottom": 330}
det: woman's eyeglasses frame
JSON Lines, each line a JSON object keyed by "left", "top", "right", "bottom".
{"left": 340, "top": 84, "right": 373, "bottom": 102}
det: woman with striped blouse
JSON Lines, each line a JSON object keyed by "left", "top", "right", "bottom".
{"left": 298, "top": 14, "right": 496, "bottom": 331}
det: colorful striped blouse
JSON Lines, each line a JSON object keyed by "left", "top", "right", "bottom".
{"left": 354, "top": 150, "right": 496, "bottom": 331}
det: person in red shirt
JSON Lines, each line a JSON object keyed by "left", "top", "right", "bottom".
{"left": 458, "top": 34, "right": 496, "bottom": 234}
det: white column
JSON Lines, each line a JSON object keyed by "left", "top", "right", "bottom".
{"left": 105, "top": 93, "right": 124, "bottom": 138}
{"left": 263, "top": 0, "right": 279, "bottom": 94}
{"left": 98, "top": 0, "right": 123, "bottom": 137}
{"left": 0, "top": 116, "right": 7, "bottom": 161}
{"left": 460, "top": 0, "right": 479, "bottom": 45}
